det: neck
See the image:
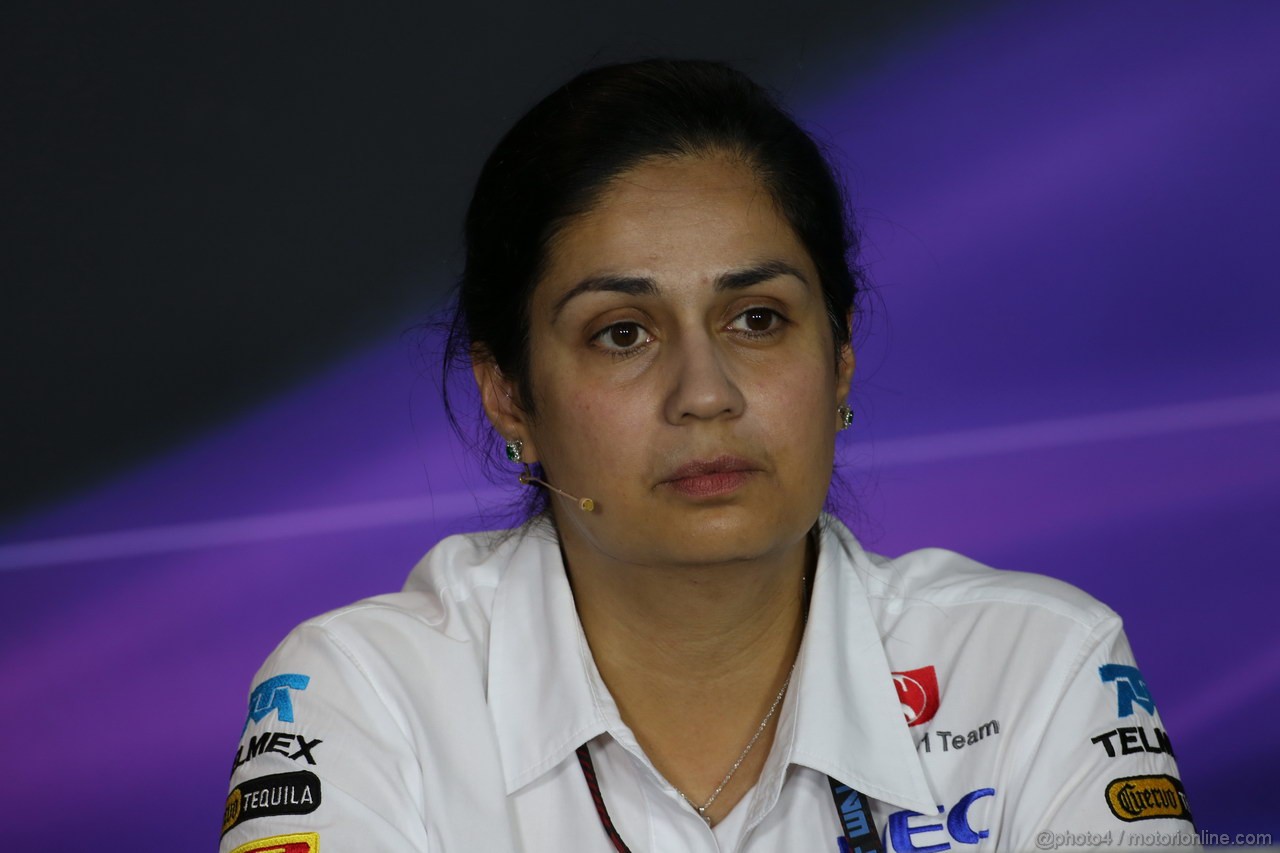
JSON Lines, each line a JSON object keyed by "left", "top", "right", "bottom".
{"left": 560, "top": 529, "right": 812, "bottom": 689}
{"left": 556, "top": 520, "right": 815, "bottom": 823}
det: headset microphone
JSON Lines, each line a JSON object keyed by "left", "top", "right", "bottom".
{"left": 519, "top": 469, "right": 595, "bottom": 512}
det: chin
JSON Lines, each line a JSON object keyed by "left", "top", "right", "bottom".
{"left": 636, "top": 506, "right": 810, "bottom": 565}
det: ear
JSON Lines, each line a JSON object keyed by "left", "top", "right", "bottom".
{"left": 834, "top": 314, "right": 856, "bottom": 409}
{"left": 472, "top": 353, "right": 540, "bottom": 463}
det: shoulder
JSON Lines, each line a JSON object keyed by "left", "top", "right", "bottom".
{"left": 871, "top": 545, "right": 1116, "bottom": 630}
{"left": 225, "top": 529, "right": 536, "bottom": 849}
{"left": 256, "top": 523, "right": 548, "bottom": 687}
{"left": 822, "top": 515, "right": 1120, "bottom": 637}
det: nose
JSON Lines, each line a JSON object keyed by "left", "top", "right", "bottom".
{"left": 661, "top": 331, "right": 745, "bottom": 424}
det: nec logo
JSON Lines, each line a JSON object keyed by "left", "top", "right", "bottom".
{"left": 1098, "top": 665, "right": 1155, "bottom": 718}
{"left": 887, "top": 787, "right": 995, "bottom": 852}
{"left": 893, "top": 666, "right": 940, "bottom": 727}
{"left": 243, "top": 674, "right": 310, "bottom": 732}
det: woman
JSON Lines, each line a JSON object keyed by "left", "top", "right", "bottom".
{"left": 220, "top": 59, "right": 1195, "bottom": 853}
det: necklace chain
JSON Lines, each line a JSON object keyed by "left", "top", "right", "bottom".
{"left": 674, "top": 558, "right": 812, "bottom": 826}
{"left": 673, "top": 664, "right": 794, "bottom": 825}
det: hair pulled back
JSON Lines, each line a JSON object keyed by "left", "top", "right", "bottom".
{"left": 441, "top": 58, "right": 868, "bottom": 516}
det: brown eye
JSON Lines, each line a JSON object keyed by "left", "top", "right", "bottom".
{"left": 744, "top": 308, "right": 773, "bottom": 331}
{"left": 593, "top": 321, "right": 653, "bottom": 354}
{"left": 730, "top": 307, "right": 784, "bottom": 335}
{"left": 609, "top": 323, "right": 640, "bottom": 347}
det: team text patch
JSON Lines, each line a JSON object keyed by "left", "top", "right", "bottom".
{"left": 223, "top": 771, "right": 322, "bottom": 835}
{"left": 229, "top": 832, "right": 319, "bottom": 853}
{"left": 1104, "top": 774, "right": 1192, "bottom": 822}
{"left": 919, "top": 719, "right": 1000, "bottom": 753}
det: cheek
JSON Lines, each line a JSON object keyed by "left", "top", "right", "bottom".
{"left": 750, "top": 356, "right": 836, "bottom": 421}
{"left": 535, "top": 377, "right": 652, "bottom": 471}
{"left": 747, "top": 361, "right": 838, "bottom": 472}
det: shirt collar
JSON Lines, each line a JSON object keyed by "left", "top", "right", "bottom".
{"left": 487, "top": 520, "right": 609, "bottom": 795}
{"left": 779, "top": 514, "right": 938, "bottom": 814}
{"left": 486, "top": 514, "right": 937, "bottom": 814}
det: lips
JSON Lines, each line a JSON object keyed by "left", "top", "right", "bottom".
{"left": 660, "top": 455, "right": 760, "bottom": 498}
{"left": 663, "top": 455, "right": 758, "bottom": 481}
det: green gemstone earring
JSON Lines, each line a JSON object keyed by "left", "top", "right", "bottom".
{"left": 505, "top": 439, "right": 523, "bottom": 463}
{"left": 838, "top": 404, "right": 854, "bottom": 430}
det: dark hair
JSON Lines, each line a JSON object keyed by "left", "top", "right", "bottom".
{"left": 440, "top": 58, "right": 868, "bottom": 519}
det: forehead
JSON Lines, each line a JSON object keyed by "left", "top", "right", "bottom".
{"left": 536, "top": 154, "right": 816, "bottom": 301}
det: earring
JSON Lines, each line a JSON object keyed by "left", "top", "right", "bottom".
{"left": 504, "top": 438, "right": 523, "bottom": 463}
{"left": 837, "top": 404, "right": 854, "bottom": 430}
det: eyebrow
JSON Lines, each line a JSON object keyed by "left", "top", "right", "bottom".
{"left": 550, "top": 259, "right": 810, "bottom": 321}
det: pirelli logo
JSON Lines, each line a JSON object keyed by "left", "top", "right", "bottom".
{"left": 229, "top": 833, "right": 319, "bottom": 853}
{"left": 1104, "top": 774, "right": 1192, "bottom": 822}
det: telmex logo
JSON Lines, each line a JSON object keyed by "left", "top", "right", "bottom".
{"left": 229, "top": 833, "right": 320, "bottom": 853}
{"left": 243, "top": 674, "right": 310, "bottom": 732}
{"left": 1104, "top": 775, "right": 1192, "bottom": 823}
{"left": 1098, "top": 664, "right": 1155, "bottom": 718}
{"left": 893, "top": 666, "right": 940, "bottom": 727}
{"left": 232, "top": 731, "right": 323, "bottom": 777}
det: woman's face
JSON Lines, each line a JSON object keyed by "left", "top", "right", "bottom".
{"left": 490, "top": 153, "right": 853, "bottom": 568}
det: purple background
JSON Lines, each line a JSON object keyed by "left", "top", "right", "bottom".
{"left": 3, "top": 2, "right": 1278, "bottom": 849}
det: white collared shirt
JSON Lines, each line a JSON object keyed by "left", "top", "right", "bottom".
{"left": 220, "top": 515, "right": 1197, "bottom": 853}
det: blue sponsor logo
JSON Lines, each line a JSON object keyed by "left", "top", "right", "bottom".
{"left": 887, "top": 787, "right": 995, "bottom": 852}
{"left": 832, "top": 782, "right": 881, "bottom": 853}
{"left": 243, "top": 673, "right": 310, "bottom": 732}
{"left": 1098, "top": 664, "right": 1155, "bottom": 718}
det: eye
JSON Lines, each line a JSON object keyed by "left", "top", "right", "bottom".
{"left": 729, "top": 307, "right": 785, "bottom": 336}
{"left": 592, "top": 321, "right": 653, "bottom": 353}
